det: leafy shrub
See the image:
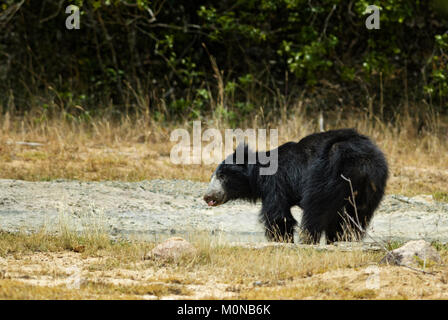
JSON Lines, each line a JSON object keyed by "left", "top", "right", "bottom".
{"left": 1, "top": 0, "right": 447, "bottom": 121}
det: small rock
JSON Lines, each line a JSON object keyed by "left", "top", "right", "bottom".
{"left": 381, "top": 240, "right": 441, "bottom": 267}
{"left": 72, "top": 245, "right": 85, "bottom": 253}
{"left": 148, "top": 237, "right": 197, "bottom": 261}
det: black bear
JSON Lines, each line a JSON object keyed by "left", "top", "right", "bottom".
{"left": 203, "top": 128, "right": 388, "bottom": 243}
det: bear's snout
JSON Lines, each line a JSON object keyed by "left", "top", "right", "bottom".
{"left": 203, "top": 194, "right": 219, "bottom": 207}
{"left": 203, "top": 190, "right": 227, "bottom": 206}
{"left": 204, "top": 173, "right": 227, "bottom": 206}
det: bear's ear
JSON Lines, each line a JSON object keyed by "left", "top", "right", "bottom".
{"left": 235, "top": 142, "right": 251, "bottom": 155}
{"left": 234, "top": 142, "right": 255, "bottom": 165}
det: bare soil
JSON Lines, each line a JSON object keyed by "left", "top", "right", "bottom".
{"left": 1, "top": 179, "right": 448, "bottom": 243}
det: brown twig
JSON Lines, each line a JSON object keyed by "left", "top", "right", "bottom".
{"left": 340, "top": 174, "right": 436, "bottom": 276}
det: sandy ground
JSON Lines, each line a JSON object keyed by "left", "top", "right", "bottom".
{"left": 2, "top": 250, "right": 448, "bottom": 299}
{"left": 1, "top": 179, "right": 448, "bottom": 299}
{"left": 1, "top": 179, "right": 448, "bottom": 243}
{"left": 0, "top": 251, "right": 236, "bottom": 299}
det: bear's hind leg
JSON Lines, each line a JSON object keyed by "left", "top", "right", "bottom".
{"left": 326, "top": 206, "right": 373, "bottom": 243}
{"left": 324, "top": 216, "right": 347, "bottom": 243}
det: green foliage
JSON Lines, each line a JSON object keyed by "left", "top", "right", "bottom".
{"left": 425, "top": 34, "right": 448, "bottom": 106}
{"left": 433, "top": 191, "right": 448, "bottom": 203}
{"left": 1, "top": 0, "right": 448, "bottom": 120}
{"left": 386, "top": 240, "right": 405, "bottom": 251}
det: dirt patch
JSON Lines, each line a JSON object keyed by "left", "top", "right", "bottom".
{"left": 0, "top": 251, "right": 235, "bottom": 299}
{"left": 0, "top": 179, "right": 448, "bottom": 243}
{"left": 5, "top": 250, "right": 446, "bottom": 300}
{"left": 240, "top": 266, "right": 448, "bottom": 299}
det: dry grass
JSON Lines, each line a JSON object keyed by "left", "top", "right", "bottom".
{"left": 0, "top": 108, "right": 447, "bottom": 198}
{"left": 0, "top": 197, "right": 447, "bottom": 300}
{"left": 0, "top": 108, "right": 447, "bottom": 299}
{"left": 1, "top": 231, "right": 448, "bottom": 300}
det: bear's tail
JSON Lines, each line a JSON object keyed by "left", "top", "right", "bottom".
{"left": 319, "top": 128, "right": 361, "bottom": 162}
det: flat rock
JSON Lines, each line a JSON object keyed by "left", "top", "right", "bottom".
{"left": 149, "top": 237, "right": 197, "bottom": 260}
{"left": 381, "top": 240, "right": 441, "bottom": 267}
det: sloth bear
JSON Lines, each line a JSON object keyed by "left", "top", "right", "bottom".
{"left": 203, "top": 128, "right": 388, "bottom": 243}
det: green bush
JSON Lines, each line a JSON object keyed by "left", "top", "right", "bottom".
{"left": 1, "top": 0, "right": 447, "bottom": 121}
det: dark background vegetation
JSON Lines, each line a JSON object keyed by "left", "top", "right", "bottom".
{"left": 1, "top": 0, "right": 448, "bottom": 124}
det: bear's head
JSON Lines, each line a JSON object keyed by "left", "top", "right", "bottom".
{"left": 203, "top": 144, "right": 255, "bottom": 206}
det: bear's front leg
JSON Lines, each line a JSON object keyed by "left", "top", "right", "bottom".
{"left": 260, "top": 201, "right": 297, "bottom": 243}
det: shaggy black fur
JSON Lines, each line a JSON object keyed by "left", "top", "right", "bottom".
{"left": 203, "top": 128, "right": 388, "bottom": 243}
